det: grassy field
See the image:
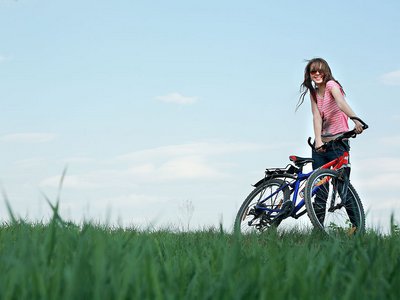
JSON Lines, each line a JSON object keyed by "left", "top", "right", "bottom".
{"left": 1, "top": 211, "right": 399, "bottom": 300}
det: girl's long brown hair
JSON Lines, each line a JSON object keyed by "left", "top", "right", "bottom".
{"left": 296, "top": 58, "right": 345, "bottom": 111}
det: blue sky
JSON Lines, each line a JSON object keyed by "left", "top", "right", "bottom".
{"left": 1, "top": 0, "right": 399, "bottom": 231}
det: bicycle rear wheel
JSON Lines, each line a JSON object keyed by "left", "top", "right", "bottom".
{"left": 304, "top": 169, "right": 365, "bottom": 235}
{"left": 235, "top": 178, "right": 290, "bottom": 233}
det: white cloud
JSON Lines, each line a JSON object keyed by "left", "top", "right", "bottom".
{"left": 14, "top": 158, "right": 48, "bottom": 168}
{"left": 152, "top": 156, "right": 226, "bottom": 180}
{"left": 0, "top": 54, "right": 13, "bottom": 63}
{"left": 0, "top": 133, "right": 57, "bottom": 143}
{"left": 379, "top": 135, "right": 400, "bottom": 147}
{"left": 356, "top": 157, "right": 400, "bottom": 173}
{"left": 356, "top": 172, "right": 400, "bottom": 190}
{"left": 40, "top": 174, "right": 101, "bottom": 189}
{"left": 367, "top": 196, "right": 400, "bottom": 211}
{"left": 40, "top": 141, "right": 271, "bottom": 189}
{"left": 352, "top": 157, "right": 400, "bottom": 191}
{"left": 40, "top": 156, "right": 227, "bottom": 189}
{"left": 61, "top": 156, "right": 96, "bottom": 164}
{"left": 380, "top": 70, "right": 400, "bottom": 86}
{"left": 100, "top": 193, "right": 169, "bottom": 206}
{"left": 155, "top": 92, "right": 198, "bottom": 104}
{"left": 117, "top": 141, "right": 270, "bottom": 162}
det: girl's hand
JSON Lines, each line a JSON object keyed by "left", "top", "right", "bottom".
{"left": 353, "top": 119, "right": 364, "bottom": 134}
{"left": 315, "top": 140, "right": 326, "bottom": 152}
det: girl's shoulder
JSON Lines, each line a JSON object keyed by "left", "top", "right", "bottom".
{"left": 326, "top": 80, "right": 340, "bottom": 90}
{"left": 326, "top": 80, "right": 344, "bottom": 94}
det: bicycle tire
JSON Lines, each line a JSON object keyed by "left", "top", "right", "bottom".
{"left": 304, "top": 168, "right": 365, "bottom": 235}
{"left": 235, "top": 178, "right": 291, "bottom": 233}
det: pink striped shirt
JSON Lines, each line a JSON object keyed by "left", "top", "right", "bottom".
{"left": 316, "top": 80, "right": 349, "bottom": 137}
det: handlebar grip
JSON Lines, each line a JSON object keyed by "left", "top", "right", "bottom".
{"left": 350, "top": 116, "right": 369, "bottom": 130}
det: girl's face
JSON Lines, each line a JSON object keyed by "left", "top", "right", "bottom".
{"left": 309, "top": 63, "right": 325, "bottom": 85}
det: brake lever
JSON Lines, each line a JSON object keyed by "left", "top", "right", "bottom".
{"left": 307, "top": 137, "right": 314, "bottom": 149}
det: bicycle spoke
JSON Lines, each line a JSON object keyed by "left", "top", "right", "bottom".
{"left": 304, "top": 169, "right": 365, "bottom": 235}
{"left": 235, "top": 179, "right": 290, "bottom": 233}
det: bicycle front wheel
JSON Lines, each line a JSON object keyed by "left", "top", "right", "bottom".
{"left": 304, "top": 169, "right": 365, "bottom": 235}
{"left": 235, "top": 178, "right": 290, "bottom": 234}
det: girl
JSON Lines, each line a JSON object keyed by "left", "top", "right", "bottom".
{"left": 297, "top": 58, "right": 364, "bottom": 170}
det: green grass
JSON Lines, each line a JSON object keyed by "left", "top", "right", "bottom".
{"left": 0, "top": 215, "right": 399, "bottom": 300}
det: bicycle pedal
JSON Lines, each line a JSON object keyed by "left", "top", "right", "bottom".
{"left": 275, "top": 201, "right": 294, "bottom": 219}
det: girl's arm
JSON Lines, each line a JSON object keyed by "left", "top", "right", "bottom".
{"left": 331, "top": 87, "right": 364, "bottom": 134}
{"left": 311, "top": 98, "right": 324, "bottom": 149}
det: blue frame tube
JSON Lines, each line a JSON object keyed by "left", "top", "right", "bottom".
{"left": 255, "top": 171, "right": 313, "bottom": 215}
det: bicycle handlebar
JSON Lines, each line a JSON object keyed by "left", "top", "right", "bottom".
{"left": 308, "top": 117, "right": 369, "bottom": 151}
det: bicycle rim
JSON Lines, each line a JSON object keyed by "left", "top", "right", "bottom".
{"left": 235, "top": 179, "right": 289, "bottom": 234}
{"left": 304, "top": 169, "right": 365, "bottom": 235}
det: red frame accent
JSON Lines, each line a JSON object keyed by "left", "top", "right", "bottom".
{"left": 320, "top": 151, "right": 349, "bottom": 170}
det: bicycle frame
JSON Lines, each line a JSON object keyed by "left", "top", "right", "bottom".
{"left": 255, "top": 151, "right": 349, "bottom": 219}
{"left": 255, "top": 170, "right": 309, "bottom": 217}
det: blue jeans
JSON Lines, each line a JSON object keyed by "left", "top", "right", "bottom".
{"left": 312, "top": 140, "right": 350, "bottom": 170}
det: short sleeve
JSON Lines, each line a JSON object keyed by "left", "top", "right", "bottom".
{"left": 326, "top": 80, "right": 343, "bottom": 95}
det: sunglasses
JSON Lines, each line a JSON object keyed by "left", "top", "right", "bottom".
{"left": 310, "top": 69, "right": 324, "bottom": 75}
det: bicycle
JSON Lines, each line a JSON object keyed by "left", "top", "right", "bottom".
{"left": 235, "top": 117, "right": 368, "bottom": 235}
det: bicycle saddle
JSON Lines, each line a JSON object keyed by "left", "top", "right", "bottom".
{"left": 289, "top": 156, "right": 314, "bottom": 167}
